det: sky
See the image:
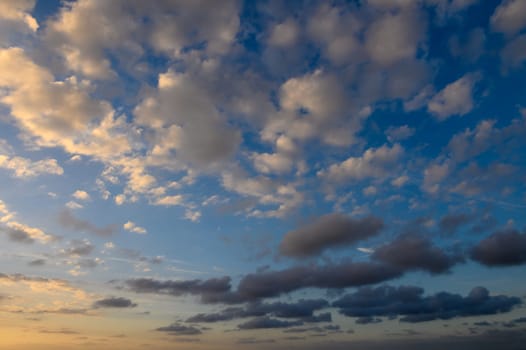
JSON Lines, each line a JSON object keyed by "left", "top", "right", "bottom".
{"left": 0, "top": 0, "right": 525, "bottom": 349}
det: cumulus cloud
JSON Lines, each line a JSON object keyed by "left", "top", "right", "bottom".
{"left": 385, "top": 125, "right": 415, "bottom": 143}
{"left": 491, "top": 0, "right": 526, "bottom": 35}
{"left": 123, "top": 221, "right": 147, "bottom": 234}
{"left": 0, "top": 0, "right": 38, "bottom": 32}
{"left": 92, "top": 297, "right": 137, "bottom": 309}
{"left": 279, "top": 214, "right": 384, "bottom": 258}
{"left": 470, "top": 229, "right": 526, "bottom": 266}
{"left": 501, "top": 34, "right": 526, "bottom": 69}
{"left": 72, "top": 190, "right": 90, "bottom": 201}
{"left": 422, "top": 161, "right": 451, "bottom": 194}
{"left": 2, "top": 222, "right": 54, "bottom": 244}
{"left": 365, "top": 9, "right": 425, "bottom": 66}
{"left": 333, "top": 285, "right": 521, "bottom": 322}
{"left": 319, "top": 144, "right": 404, "bottom": 183}
{"left": 372, "top": 235, "right": 463, "bottom": 274}
{"left": 134, "top": 69, "right": 241, "bottom": 167}
{"left": 0, "top": 199, "right": 54, "bottom": 244}
{"left": 428, "top": 73, "right": 479, "bottom": 120}
{"left": 46, "top": 0, "right": 240, "bottom": 78}
{"left": 0, "top": 155, "right": 63, "bottom": 178}
{"left": 58, "top": 209, "right": 117, "bottom": 236}
{"left": 60, "top": 239, "right": 94, "bottom": 257}
{"left": 268, "top": 18, "right": 300, "bottom": 47}
{"left": 0, "top": 47, "right": 132, "bottom": 161}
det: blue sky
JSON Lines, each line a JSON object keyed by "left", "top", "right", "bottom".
{"left": 0, "top": 0, "right": 525, "bottom": 349}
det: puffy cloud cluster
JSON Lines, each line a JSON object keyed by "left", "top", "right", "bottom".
{"left": 333, "top": 285, "right": 521, "bottom": 323}
{"left": 0, "top": 199, "right": 54, "bottom": 244}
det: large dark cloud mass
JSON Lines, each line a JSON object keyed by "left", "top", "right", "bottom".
{"left": 236, "top": 261, "right": 402, "bottom": 300}
{"left": 471, "top": 229, "right": 526, "bottom": 266}
{"left": 333, "top": 285, "right": 521, "bottom": 323}
{"left": 124, "top": 261, "right": 402, "bottom": 304}
{"left": 372, "top": 235, "right": 463, "bottom": 274}
{"left": 279, "top": 214, "right": 384, "bottom": 258}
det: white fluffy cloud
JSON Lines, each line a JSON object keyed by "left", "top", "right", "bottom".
{"left": 491, "top": 0, "right": 526, "bottom": 35}
{"left": 0, "top": 0, "right": 38, "bottom": 33}
{"left": 0, "top": 154, "right": 63, "bottom": 178}
{"left": 365, "top": 10, "right": 424, "bottom": 66}
{"left": 307, "top": 4, "right": 362, "bottom": 65}
{"left": 428, "top": 74, "right": 479, "bottom": 120}
{"left": 123, "top": 221, "right": 147, "bottom": 234}
{"left": 135, "top": 69, "right": 241, "bottom": 167}
{"left": 0, "top": 199, "right": 54, "bottom": 244}
{"left": 45, "top": 0, "right": 240, "bottom": 78}
{"left": 422, "top": 162, "right": 451, "bottom": 194}
{"left": 385, "top": 125, "right": 415, "bottom": 143}
{"left": 268, "top": 18, "right": 300, "bottom": 47}
{"left": 0, "top": 48, "right": 131, "bottom": 160}
{"left": 319, "top": 144, "right": 404, "bottom": 183}
{"left": 72, "top": 190, "right": 91, "bottom": 201}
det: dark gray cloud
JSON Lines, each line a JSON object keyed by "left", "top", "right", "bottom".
{"left": 238, "top": 316, "right": 303, "bottom": 330}
{"left": 187, "top": 299, "right": 330, "bottom": 323}
{"left": 301, "top": 312, "right": 332, "bottom": 323}
{"left": 155, "top": 323, "right": 202, "bottom": 336}
{"left": 28, "top": 259, "right": 46, "bottom": 266}
{"left": 124, "top": 276, "right": 237, "bottom": 303}
{"left": 33, "top": 307, "right": 89, "bottom": 315}
{"left": 283, "top": 325, "right": 341, "bottom": 334}
{"left": 372, "top": 235, "right": 463, "bottom": 274}
{"left": 279, "top": 214, "right": 384, "bottom": 258}
{"left": 439, "top": 213, "right": 472, "bottom": 235}
{"left": 470, "top": 229, "right": 526, "bottom": 266}
{"left": 78, "top": 258, "right": 100, "bottom": 269}
{"left": 125, "top": 261, "right": 401, "bottom": 304}
{"left": 236, "top": 261, "right": 402, "bottom": 300}
{"left": 5, "top": 226, "right": 35, "bottom": 243}
{"left": 118, "top": 248, "right": 164, "bottom": 265}
{"left": 237, "top": 337, "right": 276, "bottom": 344}
{"left": 58, "top": 209, "right": 117, "bottom": 236}
{"left": 92, "top": 297, "right": 137, "bottom": 309}
{"left": 39, "top": 328, "right": 80, "bottom": 334}
{"left": 62, "top": 239, "right": 94, "bottom": 256}
{"left": 333, "top": 285, "right": 521, "bottom": 323}
{"left": 355, "top": 316, "right": 382, "bottom": 324}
